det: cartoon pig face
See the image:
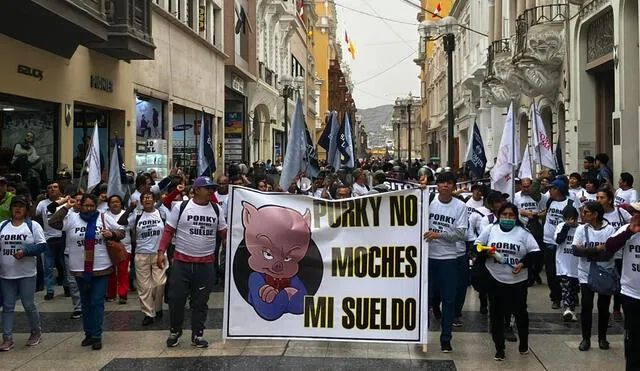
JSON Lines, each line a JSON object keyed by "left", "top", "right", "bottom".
{"left": 242, "top": 202, "right": 311, "bottom": 279}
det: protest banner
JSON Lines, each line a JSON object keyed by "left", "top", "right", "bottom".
{"left": 223, "top": 187, "right": 429, "bottom": 343}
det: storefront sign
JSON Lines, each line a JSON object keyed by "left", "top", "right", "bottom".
{"left": 17, "top": 65, "right": 43, "bottom": 81}
{"left": 231, "top": 74, "right": 245, "bottom": 95}
{"left": 223, "top": 188, "right": 429, "bottom": 343}
{"left": 146, "top": 139, "right": 167, "bottom": 154}
{"left": 90, "top": 75, "right": 113, "bottom": 93}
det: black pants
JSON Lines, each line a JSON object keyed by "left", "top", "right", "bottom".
{"left": 622, "top": 294, "right": 640, "bottom": 371}
{"left": 544, "top": 245, "right": 561, "bottom": 302}
{"left": 580, "top": 283, "right": 611, "bottom": 340}
{"left": 488, "top": 277, "right": 529, "bottom": 352}
{"left": 613, "top": 259, "right": 623, "bottom": 312}
{"left": 168, "top": 260, "right": 215, "bottom": 338}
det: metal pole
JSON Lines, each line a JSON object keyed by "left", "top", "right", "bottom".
{"left": 397, "top": 121, "right": 401, "bottom": 161}
{"left": 511, "top": 98, "right": 517, "bottom": 198}
{"left": 444, "top": 33, "right": 456, "bottom": 168}
{"left": 407, "top": 103, "right": 412, "bottom": 164}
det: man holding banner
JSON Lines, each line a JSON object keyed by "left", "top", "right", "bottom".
{"left": 424, "top": 172, "right": 468, "bottom": 352}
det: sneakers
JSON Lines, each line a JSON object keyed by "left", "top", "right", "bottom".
{"left": 81, "top": 336, "right": 94, "bottom": 347}
{"left": 598, "top": 339, "right": 610, "bottom": 350}
{"left": 105, "top": 298, "right": 115, "bottom": 302}
{"left": 44, "top": 293, "right": 54, "bottom": 301}
{"left": 504, "top": 327, "right": 517, "bottom": 342}
{"left": 92, "top": 340, "right": 102, "bottom": 350}
{"left": 440, "top": 341, "right": 452, "bottom": 353}
{"left": 118, "top": 297, "right": 127, "bottom": 305}
{"left": 563, "top": 309, "right": 576, "bottom": 322}
{"left": 613, "top": 311, "right": 623, "bottom": 321}
{"left": 142, "top": 316, "right": 154, "bottom": 326}
{"left": 519, "top": 342, "right": 529, "bottom": 355}
{"left": 191, "top": 336, "right": 209, "bottom": 348}
{"left": 0, "top": 338, "right": 14, "bottom": 351}
{"left": 551, "top": 301, "right": 561, "bottom": 309}
{"left": 452, "top": 317, "right": 463, "bottom": 327}
{"left": 70, "top": 311, "right": 83, "bottom": 319}
{"left": 494, "top": 350, "right": 505, "bottom": 361}
{"left": 166, "top": 330, "right": 183, "bottom": 347}
{"left": 26, "top": 332, "right": 41, "bottom": 346}
{"left": 579, "top": 338, "right": 591, "bottom": 351}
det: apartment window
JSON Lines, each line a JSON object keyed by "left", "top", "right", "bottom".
{"left": 235, "top": 0, "right": 249, "bottom": 61}
{"left": 187, "top": 0, "right": 193, "bottom": 28}
{"left": 291, "top": 56, "right": 304, "bottom": 78}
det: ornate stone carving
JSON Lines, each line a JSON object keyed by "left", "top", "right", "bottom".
{"left": 514, "top": 22, "right": 565, "bottom": 97}
{"left": 587, "top": 10, "right": 613, "bottom": 63}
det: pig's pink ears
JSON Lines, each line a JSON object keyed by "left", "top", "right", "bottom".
{"left": 302, "top": 209, "right": 311, "bottom": 229}
{"left": 242, "top": 201, "right": 259, "bottom": 228}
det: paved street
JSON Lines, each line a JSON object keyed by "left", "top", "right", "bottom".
{"left": 0, "top": 281, "right": 625, "bottom": 370}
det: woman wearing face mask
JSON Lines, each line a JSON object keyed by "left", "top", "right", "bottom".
{"left": 572, "top": 201, "right": 617, "bottom": 351}
{"left": 104, "top": 195, "right": 132, "bottom": 304}
{"left": 475, "top": 202, "right": 542, "bottom": 362}
{"left": 597, "top": 188, "right": 631, "bottom": 321}
{"left": 49, "top": 194, "right": 125, "bottom": 350}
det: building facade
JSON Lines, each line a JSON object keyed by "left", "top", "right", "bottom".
{"left": 392, "top": 96, "right": 422, "bottom": 163}
{"left": 0, "top": 0, "right": 154, "bottom": 191}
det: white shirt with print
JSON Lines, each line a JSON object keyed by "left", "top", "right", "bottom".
{"left": 62, "top": 212, "right": 123, "bottom": 273}
{"left": 513, "top": 191, "right": 542, "bottom": 225}
{"left": 352, "top": 183, "right": 369, "bottom": 197}
{"left": 464, "top": 198, "right": 484, "bottom": 242}
{"left": 604, "top": 208, "right": 631, "bottom": 259}
{"left": 427, "top": 197, "right": 468, "bottom": 260}
{"left": 543, "top": 198, "right": 578, "bottom": 245}
{"left": 610, "top": 225, "right": 640, "bottom": 300}
{"left": 166, "top": 200, "right": 228, "bottom": 258}
{"left": 475, "top": 225, "right": 539, "bottom": 284}
{"left": 615, "top": 188, "right": 638, "bottom": 206}
{"left": 132, "top": 209, "right": 165, "bottom": 254}
{"left": 572, "top": 223, "right": 617, "bottom": 284}
{"left": 104, "top": 210, "right": 132, "bottom": 253}
{"left": 0, "top": 221, "right": 46, "bottom": 279}
{"left": 35, "top": 199, "right": 62, "bottom": 240}
{"left": 554, "top": 222, "right": 579, "bottom": 278}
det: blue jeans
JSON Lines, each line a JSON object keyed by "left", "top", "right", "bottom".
{"left": 44, "top": 237, "right": 65, "bottom": 294}
{"left": 1, "top": 276, "right": 41, "bottom": 338}
{"left": 64, "top": 255, "right": 81, "bottom": 312}
{"left": 428, "top": 258, "right": 459, "bottom": 343}
{"left": 75, "top": 275, "right": 108, "bottom": 340}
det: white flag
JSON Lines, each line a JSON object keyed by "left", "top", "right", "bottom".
{"left": 531, "top": 103, "right": 556, "bottom": 170}
{"left": 490, "top": 102, "right": 519, "bottom": 199}
{"left": 84, "top": 123, "right": 101, "bottom": 193}
{"left": 518, "top": 144, "right": 533, "bottom": 180}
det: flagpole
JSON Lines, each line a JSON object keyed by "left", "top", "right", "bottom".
{"left": 533, "top": 102, "right": 543, "bottom": 176}
{"left": 511, "top": 98, "right": 516, "bottom": 199}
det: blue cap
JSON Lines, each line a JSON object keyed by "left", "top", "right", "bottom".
{"left": 549, "top": 179, "right": 568, "bottom": 195}
{"left": 192, "top": 176, "right": 217, "bottom": 188}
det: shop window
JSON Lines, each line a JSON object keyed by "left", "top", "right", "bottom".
{"left": 234, "top": 0, "right": 249, "bottom": 61}
{"left": 0, "top": 93, "right": 58, "bottom": 192}
{"left": 73, "top": 105, "right": 109, "bottom": 179}
{"left": 135, "top": 95, "right": 164, "bottom": 139}
{"left": 173, "top": 104, "right": 212, "bottom": 179}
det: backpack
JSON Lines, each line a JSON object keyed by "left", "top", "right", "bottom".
{"left": 0, "top": 218, "right": 33, "bottom": 235}
{"left": 176, "top": 200, "right": 220, "bottom": 229}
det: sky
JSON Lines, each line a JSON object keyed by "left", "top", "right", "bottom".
{"left": 334, "top": 0, "right": 422, "bottom": 109}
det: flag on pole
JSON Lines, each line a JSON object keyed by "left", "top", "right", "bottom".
{"left": 304, "top": 126, "right": 320, "bottom": 178}
{"left": 345, "top": 31, "right": 349, "bottom": 44}
{"left": 518, "top": 144, "right": 533, "bottom": 180}
{"left": 348, "top": 39, "right": 356, "bottom": 60}
{"left": 531, "top": 103, "right": 556, "bottom": 170}
{"left": 490, "top": 102, "right": 520, "bottom": 199}
{"left": 318, "top": 114, "right": 332, "bottom": 151}
{"left": 432, "top": 3, "right": 442, "bottom": 18}
{"left": 296, "top": 0, "right": 304, "bottom": 19}
{"left": 279, "top": 96, "right": 317, "bottom": 189}
{"left": 555, "top": 143, "right": 565, "bottom": 175}
{"left": 341, "top": 113, "right": 355, "bottom": 169}
{"left": 464, "top": 121, "right": 487, "bottom": 179}
{"left": 107, "top": 141, "right": 127, "bottom": 200}
{"left": 84, "top": 123, "right": 101, "bottom": 193}
{"left": 327, "top": 111, "right": 341, "bottom": 170}
{"left": 198, "top": 111, "right": 216, "bottom": 177}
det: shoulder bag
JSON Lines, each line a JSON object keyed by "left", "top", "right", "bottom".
{"left": 102, "top": 214, "right": 128, "bottom": 265}
{"left": 585, "top": 226, "right": 620, "bottom": 295}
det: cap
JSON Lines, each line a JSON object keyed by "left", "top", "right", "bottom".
{"left": 10, "top": 195, "right": 29, "bottom": 207}
{"left": 192, "top": 176, "right": 217, "bottom": 188}
{"left": 549, "top": 179, "right": 568, "bottom": 194}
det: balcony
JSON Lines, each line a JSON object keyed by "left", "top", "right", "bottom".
{"left": 484, "top": 39, "right": 510, "bottom": 82}
{"left": 514, "top": 4, "right": 567, "bottom": 59}
{"left": 0, "top": 0, "right": 154, "bottom": 60}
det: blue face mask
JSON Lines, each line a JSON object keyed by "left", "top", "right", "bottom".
{"left": 499, "top": 219, "right": 516, "bottom": 231}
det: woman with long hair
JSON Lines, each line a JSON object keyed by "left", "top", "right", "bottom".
{"left": 475, "top": 202, "right": 541, "bottom": 361}
{"left": 572, "top": 201, "right": 617, "bottom": 351}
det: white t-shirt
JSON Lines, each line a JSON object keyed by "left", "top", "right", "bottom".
{"left": 478, "top": 213, "right": 498, "bottom": 235}
{"left": 578, "top": 191, "right": 597, "bottom": 208}
{"left": 61, "top": 212, "right": 123, "bottom": 273}
{"left": 104, "top": 210, "right": 132, "bottom": 253}
{"left": 469, "top": 206, "right": 491, "bottom": 238}
{"left": 475, "top": 225, "right": 539, "bottom": 284}
{"left": 572, "top": 223, "right": 617, "bottom": 284}
{"left": 130, "top": 190, "right": 141, "bottom": 205}
{"left": 554, "top": 222, "right": 579, "bottom": 278}
{"left": 569, "top": 187, "right": 585, "bottom": 202}
{"left": 464, "top": 198, "right": 484, "bottom": 242}
{"left": 604, "top": 208, "right": 631, "bottom": 259}
{"left": 35, "top": 199, "right": 63, "bottom": 240}
{"left": 543, "top": 198, "right": 578, "bottom": 244}
{"left": 615, "top": 188, "right": 638, "bottom": 206}
{"left": 166, "top": 200, "right": 228, "bottom": 258}
{"left": 97, "top": 202, "right": 109, "bottom": 214}
{"left": 513, "top": 191, "right": 542, "bottom": 225}
{"left": 133, "top": 209, "right": 165, "bottom": 254}
{"left": 610, "top": 225, "right": 640, "bottom": 300}
{"left": 215, "top": 192, "right": 230, "bottom": 218}
{"left": 427, "top": 197, "right": 468, "bottom": 260}
{"left": 0, "top": 221, "right": 46, "bottom": 279}
{"left": 352, "top": 183, "right": 369, "bottom": 197}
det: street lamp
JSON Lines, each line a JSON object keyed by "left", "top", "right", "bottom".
{"left": 419, "top": 16, "right": 459, "bottom": 168}
{"left": 401, "top": 93, "right": 413, "bottom": 165}
{"left": 392, "top": 117, "right": 401, "bottom": 161}
{"left": 279, "top": 74, "right": 305, "bottom": 156}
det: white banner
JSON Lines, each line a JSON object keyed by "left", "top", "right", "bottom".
{"left": 223, "top": 187, "right": 429, "bottom": 343}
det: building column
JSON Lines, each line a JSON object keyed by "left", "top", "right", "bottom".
{"left": 488, "top": 0, "right": 495, "bottom": 42}
{"left": 517, "top": 0, "right": 525, "bottom": 18}
{"left": 494, "top": 0, "right": 503, "bottom": 41}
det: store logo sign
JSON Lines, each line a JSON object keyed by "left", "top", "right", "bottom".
{"left": 17, "top": 65, "right": 43, "bottom": 80}
{"left": 91, "top": 75, "right": 113, "bottom": 93}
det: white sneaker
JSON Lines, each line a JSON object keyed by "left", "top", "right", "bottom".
{"left": 563, "top": 309, "right": 575, "bottom": 322}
